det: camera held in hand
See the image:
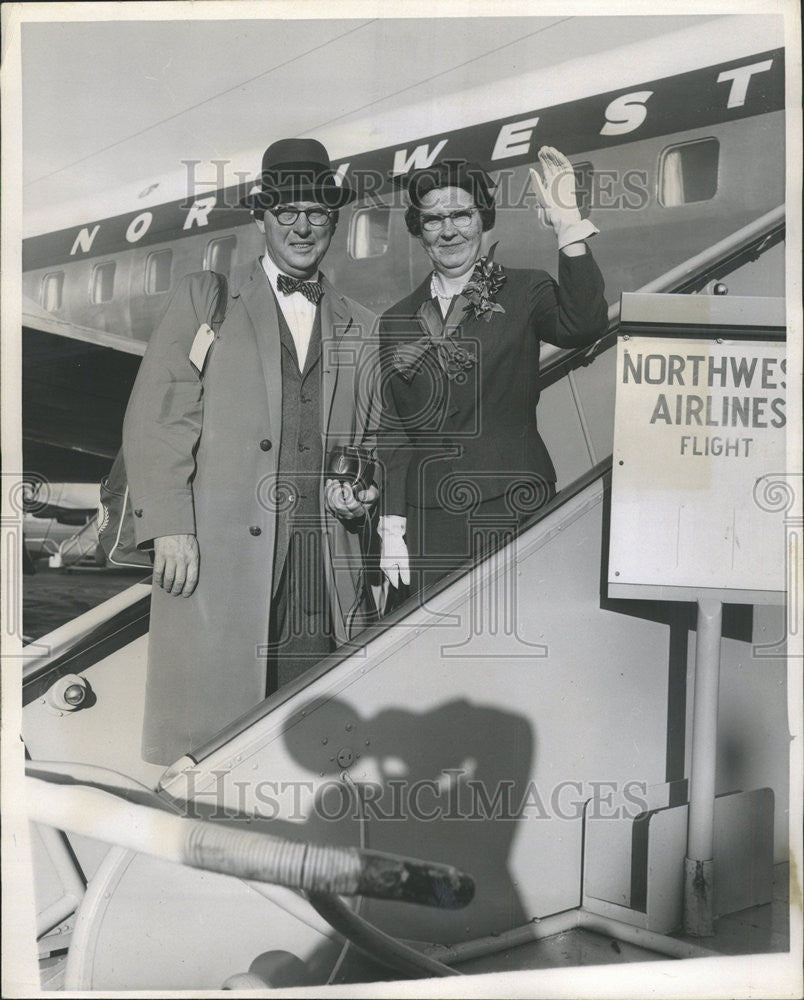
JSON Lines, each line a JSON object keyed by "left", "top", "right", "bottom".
{"left": 327, "top": 445, "right": 376, "bottom": 494}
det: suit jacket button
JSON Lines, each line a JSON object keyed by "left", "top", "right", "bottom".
{"left": 249, "top": 525, "right": 261, "bottom": 536}
{"left": 260, "top": 439, "right": 272, "bottom": 451}
{"left": 134, "top": 509, "right": 143, "bottom": 517}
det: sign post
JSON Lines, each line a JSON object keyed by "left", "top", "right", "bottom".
{"left": 608, "top": 293, "right": 786, "bottom": 935}
{"left": 684, "top": 596, "right": 722, "bottom": 936}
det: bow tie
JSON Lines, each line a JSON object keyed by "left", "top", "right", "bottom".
{"left": 277, "top": 272, "right": 324, "bottom": 304}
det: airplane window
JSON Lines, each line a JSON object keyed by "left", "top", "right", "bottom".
{"left": 204, "top": 235, "right": 237, "bottom": 276}
{"left": 41, "top": 271, "right": 64, "bottom": 311}
{"left": 349, "top": 206, "right": 392, "bottom": 259}
{"left": 90, "top": 261, "right": 116, "bottom": 304}
{"left": 146, "top": 249, "right": 173, "bottom": 294}
{"left": 659, "top": 139, "right": 720, "bottom": 206}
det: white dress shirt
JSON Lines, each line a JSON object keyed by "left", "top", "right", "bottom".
{"left": 261, "top": 254, "right": 318, "bottom": 370}
{"left": 430, "top": 268, "right": 475, "bottom": 318}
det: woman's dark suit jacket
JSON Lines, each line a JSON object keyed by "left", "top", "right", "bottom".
{"left": 378, "top": 249, "right": 608, "bottom": 517}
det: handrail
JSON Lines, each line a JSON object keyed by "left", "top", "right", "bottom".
{"left": 637, "top": 203, "right": 785, "bottom": 295}
{"left": 27, "top": 774, "right": 474, "bottom": 912}
{"left": 22, "top": 584, "right": 151, "bottom": 706}
{"left": 23, "top": 581, "right": 151, "bottom": 680}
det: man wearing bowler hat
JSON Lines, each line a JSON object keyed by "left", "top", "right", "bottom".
{"left": 124, "top": 138, "right": 381, "bottom": 764}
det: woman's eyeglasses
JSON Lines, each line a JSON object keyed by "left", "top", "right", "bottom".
{"left": 420, "top": 208, "right": 477, "bottom": 232}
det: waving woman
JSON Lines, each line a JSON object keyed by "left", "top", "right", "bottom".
{"left": 377, "top": 148, "right": 608, "bottom": 598}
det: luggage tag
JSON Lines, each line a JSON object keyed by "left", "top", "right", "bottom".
{"left": 190, "top": 323, "right": 216, "bottom": 374}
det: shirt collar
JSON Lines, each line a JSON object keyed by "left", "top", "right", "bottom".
{"left": 430, "top": 259, "right": 481, "bottom": 300}
{"left": 261, "top": 253, "right": 322, "bottom": 293}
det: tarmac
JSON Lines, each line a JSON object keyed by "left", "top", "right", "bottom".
{"left": 23, "top": 563, "right": 147, "bottom": 642}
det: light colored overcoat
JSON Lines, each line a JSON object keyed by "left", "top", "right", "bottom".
{"left": 123, "top": 262, "right": 380, "bottom": 764}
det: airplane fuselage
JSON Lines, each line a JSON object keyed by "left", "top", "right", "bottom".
{"left": 21, "top": 42, "right": 785, "bottom": 480}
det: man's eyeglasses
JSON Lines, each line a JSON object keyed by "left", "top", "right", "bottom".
{"left": 268, "top": 206, "right": 333, "bottom": 227}
{"left": 420, "top": 208, "right": 477, "bottom": 232}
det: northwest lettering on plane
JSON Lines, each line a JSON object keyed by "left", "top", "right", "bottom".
{"left": 62, "top": 56, "right": 777, "bottom": 260}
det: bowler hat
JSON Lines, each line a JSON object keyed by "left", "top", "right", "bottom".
{"left": 240, "top": 138, "right": 356, "bottom": 211}
{"left": 394, "top": 159, "right": 496, "bottom": 209}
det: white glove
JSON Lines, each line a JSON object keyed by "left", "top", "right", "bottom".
{"left": 378, "top": 515, "right": 410, "bottom": 588}
{"left": 529, "top": 146, "right": 599, "bottom": 250}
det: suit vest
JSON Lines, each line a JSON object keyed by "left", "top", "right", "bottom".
{"left": 271, "top": 302, "right": 326, "bottom": 612}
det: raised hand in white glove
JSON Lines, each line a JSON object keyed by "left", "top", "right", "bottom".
{"left": 378, "top": 515, "right": 410, "bottom": 589}
{"left": 529, "top": 146, "right": 599, "bottom": 251}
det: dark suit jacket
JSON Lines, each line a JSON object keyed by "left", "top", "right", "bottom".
{"left": 378, "top": 249, "right": 608, "bottom": 513}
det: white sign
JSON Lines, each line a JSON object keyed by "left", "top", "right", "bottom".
{"left": 609, "top": 331, "right": 786, "bottom": 600}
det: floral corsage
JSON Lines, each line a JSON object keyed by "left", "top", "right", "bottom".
{"left": 461, "top": 242, "right": 507, "bottom": 322}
